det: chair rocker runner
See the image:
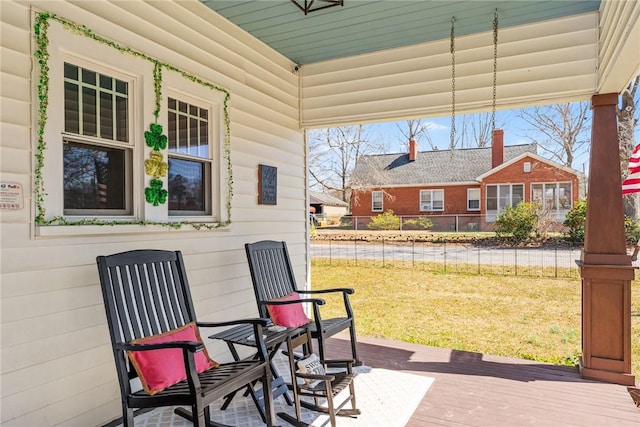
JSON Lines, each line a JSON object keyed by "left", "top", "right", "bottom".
{"left": 96, "top": 249, "right": 276, "bottom": 427}
{"left": 245, "top": 240, "right": 361, "bottom": 365}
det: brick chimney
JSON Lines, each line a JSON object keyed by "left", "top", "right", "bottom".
{"left": 491, "top": 129, "right": 504, "bottom": 168}
{"left": 409, "top": 138, "right": 418, "bottom": 161}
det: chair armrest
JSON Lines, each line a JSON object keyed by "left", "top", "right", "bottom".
{"left": 296, "top": 372, "right": 336, "bottom": 382}
{"left": 321, "top": 358, "right": 354, "bottom": 366}
{"left": 298, "top": 288, "right": 355, "bottom": 295}
{"left": 259, "top": 298, "right": 325, "bottom": 307}
{"left": 196, "top": 317, "right": 270, "bottom": 329}
{"left": 116, "top": 341, "right": 203, "bottom": 353}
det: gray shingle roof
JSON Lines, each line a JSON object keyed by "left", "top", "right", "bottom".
{"left": 350, "top": 144, "right": 537, "bottom": 187}
{"left": 309, "top": 191, "right": 348, "bottom": 207}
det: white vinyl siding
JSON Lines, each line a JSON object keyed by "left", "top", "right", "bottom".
{"left": 371, "top": 191, "right": 383, "bottom": 212}
{"left": 467, "top": 188, "right": 480, "bottom": 211}
{"left": 420, "top": 189, "right": 444, "bottom": 211}
{"left": 485, "top": 184, "right": 524, "bottom": 222}
{"left": 531, "top": 182, "right": 572, "bottom": 221}
{"left": 1, "top": 2, "right": 304, "bottom": 426}
{"left": 301, "top": 12, "right": 598, "bottom": 127}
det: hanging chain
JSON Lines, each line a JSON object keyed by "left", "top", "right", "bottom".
{"left": 491, "top": 8, "right": 498, "bottom": 132}
{"left": 450, "top": 16, "right": 456, "bottom": 149}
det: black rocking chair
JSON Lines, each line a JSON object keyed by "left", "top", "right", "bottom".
{"left": 96, "top": 249, "right": 276, "bottom": 427}
{"left": 245, "top": 240, "right": 361, "bottom": 365}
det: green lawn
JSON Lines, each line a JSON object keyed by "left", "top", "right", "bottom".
{"left": 311, "top": 259, "right": 640, "bottom": 376}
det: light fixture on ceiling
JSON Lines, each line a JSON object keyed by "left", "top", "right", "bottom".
{"left": 290, "top": 0, "right": 344, "bottom": 15}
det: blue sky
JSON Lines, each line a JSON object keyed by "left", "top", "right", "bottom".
{"left": 365, "top": 100, "right": 639, "bottom": 176}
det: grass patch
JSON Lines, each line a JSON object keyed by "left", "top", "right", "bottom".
{"left": 311, "top": 259, "right": 640, "bottom": 376}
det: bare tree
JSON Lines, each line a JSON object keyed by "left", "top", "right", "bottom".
{"left": 619, "top": 76, "right": 640, "bottom": 218}
{"left": 462, "top": 112, "right": 498, "bottom": 148}
{"left": 518, "top": 102, "right": 590, "bottom": 168}
{"left": 308, "top": 125, "right": 383, "bottom": 203}
{"left": 396, "top": 119, "right": 436, "bottom": 150}
{"left": 397, "top": 114, "right": 503, "bottom": 152}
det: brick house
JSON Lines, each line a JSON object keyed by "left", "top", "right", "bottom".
{"left": 350, "top": 130, "right": 584, "bottom": 230}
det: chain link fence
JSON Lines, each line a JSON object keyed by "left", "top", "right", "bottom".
{"left": 311, "top": 238, "right": 584, "bottom": 278}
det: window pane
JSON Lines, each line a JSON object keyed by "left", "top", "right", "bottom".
{"left": 64, "top": 63, "right": 78, "bottom": 80}
{"left": 115, "top": 96, "right": 128, "bottom": 142}
{"left": 468, "top": 188, "right": 480, "bottom": 210}
{"left": 100, "top": 92, "right": 113, "bottom": 139}
{"left": 168, "top": 158, "right": 205, "bottom": 212}
{"left": 168, "top": 111, "right": 177, "bottom": 151}
{"left": 199, "top": 120, "right": 209, "bottom": 158}
{"left": 82, "top": 68, "right": 96, "bottom": 85}
{"left": 64, "top": 82, "right": 79, "bottom": 134}
{"left": 545, "top": 185, "right": 557, "bottom": 210}
{"left": 63, "top": 142, "right": 127, "bottom": 211}
{"left": 116, "top": 80, "right": 127, "bottom": 95}
{"left": 82, "top": 87, "right": 97, "bottom": 136}
{"left": 512, "top": 185, "right": 524, "bottom": 205}
{"left": 179, "top": 114, "right": 188, "bottom": 154}
{"left": 432, "top": 190, "right": 443, "bottom": 210}
{"left": 486, "top": 185, "right": 497, "bottom": 211}
{"left": 499, "top": 185, "right": 510, "bottom": 209}
{"left": 99, "top": 74, "right": 112, "bottom": 90}
{"left": 559, "top": 183, "right": 572, "bottom": 210}
{"left": 189, "top": 117, "right": 199, "bottom": 156}
{"left": 421, "top": 191, "right": 431, "bottom": 204}
{"left": 372, "top": 191, "right": 383, "bottom": 210}
{"left": 532, "top": 184, "right": 543, "bottom": 205}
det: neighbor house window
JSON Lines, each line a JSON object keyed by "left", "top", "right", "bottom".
{"left": 167, "top": 97, "right": 212, "bottom": 216}
{"left": 420, "top": 189, "right": 444, "bottom": 211}
{"left": 372, "top": 191, "right": 383, "bottom": 212}
{"left": 467, "top": 188, "right": 480, "bottom": 211}
{"left": 485, "top": 184, "right": 524, "bottom": 221}
{"left": 531, "top": 182, "right": 572, "bottom": 221}
{"left": 63, "top": 62, "right": 132, "bottom": 215}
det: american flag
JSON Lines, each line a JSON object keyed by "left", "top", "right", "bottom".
{"left": 95, "top": 158, "right": 109, "bottom": 208}
{"left": 622, "top": 144, "right": 640, "bottom": 194}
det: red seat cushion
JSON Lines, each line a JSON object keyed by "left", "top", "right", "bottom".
{"left": 267, "top": 292, "right": 310, "bottom": 328}
{"left": 128, "top": 322, "right": 218, "bottom": 395}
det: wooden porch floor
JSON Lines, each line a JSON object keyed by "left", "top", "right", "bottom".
{"left": 325, "top": 334, "right": 640, "bottom": 426}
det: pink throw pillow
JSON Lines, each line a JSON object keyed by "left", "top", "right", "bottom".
{"left": 267, "top": 292, "right": 310, "bottom": 328}
{"left": 128, "top": 322, "right": 218, "bottom": 395}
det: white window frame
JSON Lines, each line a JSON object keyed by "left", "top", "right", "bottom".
{"left": 40, "top": 31, "right": 145, "bottom": 226}
{"left": 467, "top": 188, "right": 481, "bottom": 211}
{"left": 61, "top": 62, "right": 134, "bottom": 217}
{"left": 165, "top": 91, "right": 218, "bottom": 219}
{"left": 371, "top": 191, "right": 383, "bottom": 212}
{"left": 37, "top": 22, "right": 228, "bottom": 235}
{"left": 485, "top": 183, "right": 524, "bottom": 222}
{"left": 420, "top": 189, "right": 444, "bottom": 212}
{"left": 531, "top": 182, "right": 572, "bottom": 221}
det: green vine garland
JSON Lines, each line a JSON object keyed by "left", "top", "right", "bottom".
{"left": 33, "top": 12, "right": 233, "bottom": 229}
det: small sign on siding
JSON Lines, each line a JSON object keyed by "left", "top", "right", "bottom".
{"left": 0, "top": 182, "right": 24, "bottom": 210}
{"left": 258, "top": 164, "right": 277, "bottom": 205}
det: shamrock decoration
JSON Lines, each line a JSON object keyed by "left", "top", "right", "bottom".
{"left": 143, "top": 122, "right": 169, "bottom": 206}
{"left": 144, "top": 123, "right": 168, "bottom": 151}
{"left": 145, "top": 178, "right": 168, "bottom": 206}
{"left": 145, "top": 151, "right": 168, "bottom": 178}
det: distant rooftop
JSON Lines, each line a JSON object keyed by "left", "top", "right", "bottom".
{"left": 351, "top": 144, "right": 538, "bottom": 187}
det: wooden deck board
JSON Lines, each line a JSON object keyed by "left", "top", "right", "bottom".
{"left": 325, "top": 334, "right": 640, "bottom": 426}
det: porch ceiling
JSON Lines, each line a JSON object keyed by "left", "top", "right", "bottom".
{"left": 200, "top": 0, "right": 600, "bottom": 65}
